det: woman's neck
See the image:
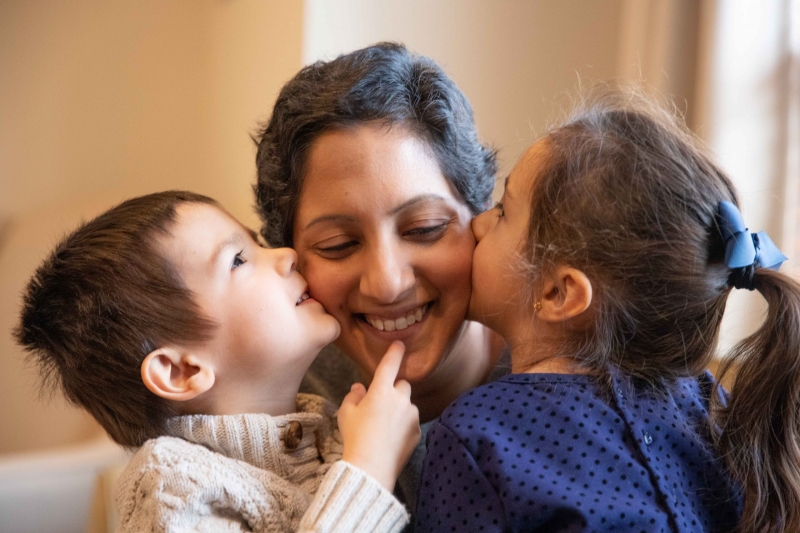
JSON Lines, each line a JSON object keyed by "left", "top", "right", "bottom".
{"left": 411, "top": 321, "right": 505, "bottom": 422}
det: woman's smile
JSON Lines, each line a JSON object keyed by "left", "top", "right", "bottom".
{"left": 361, "top": 301, "right": 432, "bottom": 333}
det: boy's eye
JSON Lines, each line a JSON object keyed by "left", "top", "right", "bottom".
{"left": 494, "top": 201, "right": 505, "bottom": 217}
{"left": 232, "top": 250, "right": 246, "bottom": 270}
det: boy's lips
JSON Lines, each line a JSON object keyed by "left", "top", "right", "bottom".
{"left": 356, "top": 302, "right": 433, "bottom": 333}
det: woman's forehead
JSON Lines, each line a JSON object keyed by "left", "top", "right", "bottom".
{"left": 296, "top": 124, "right": 465, "bottom": 218}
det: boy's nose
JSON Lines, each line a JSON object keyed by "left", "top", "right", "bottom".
{"left": 273, "top": 247, "right": 297, "bottom": 276}
{"left": 471, "top": 210, "right": 493, "bottom": 242}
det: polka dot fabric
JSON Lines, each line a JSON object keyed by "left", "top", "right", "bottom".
{"left": 415, "top": 371, "right": 740, "bottom": 532}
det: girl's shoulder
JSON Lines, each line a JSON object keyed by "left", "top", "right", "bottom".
{"left": 424, "top": 371, "right": 738, "bottom": 532}
{"left": 438, "top": 372, "right": 603, "bottom": 427}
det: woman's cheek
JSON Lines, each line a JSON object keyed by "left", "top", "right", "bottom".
{"left": 298, "top": 255, "right": 349, "bottom": 320}
{"left": 442, "top": 222, "right": 477, "bottom": 295}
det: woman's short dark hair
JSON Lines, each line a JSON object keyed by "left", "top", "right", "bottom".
{"left": 15, "top": 191, "right": 218, "bottom": 447}
{"left": 254, "top": 42, "right": 497, "bottom": 247}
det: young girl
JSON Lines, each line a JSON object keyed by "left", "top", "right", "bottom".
{"left": 415, "top": 89, "right": 798, "bottom": 533}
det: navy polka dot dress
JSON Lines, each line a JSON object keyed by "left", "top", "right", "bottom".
{"left": 415, "top": 371, "right": 740, "bottom": 532}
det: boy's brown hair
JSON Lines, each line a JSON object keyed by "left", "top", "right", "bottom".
{"left": 14, "top": 191, "right": 218, "bottom": 447}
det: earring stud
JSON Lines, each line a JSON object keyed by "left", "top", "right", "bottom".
{"left": 533, "top": 301, "right": 542, "bottom": 312}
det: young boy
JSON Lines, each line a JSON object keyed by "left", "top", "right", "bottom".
{"left": 15, "top": 191, "right": 420, "bottom": 533}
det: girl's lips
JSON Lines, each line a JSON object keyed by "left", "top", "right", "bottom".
{"left": 356, "top": 302, "right": 433, "bottom": 334}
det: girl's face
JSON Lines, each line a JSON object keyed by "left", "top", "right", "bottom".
{"left": 293, "top": 123, "right": 476, "bottom": 384}
{"left": 469, "top": 141, "right": 544, "bottom": 339}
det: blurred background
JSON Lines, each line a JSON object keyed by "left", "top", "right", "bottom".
{"left": 1, "top": 1, "right": 798, "bottom": 531}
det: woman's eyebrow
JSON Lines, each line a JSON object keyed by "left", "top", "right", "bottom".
{"left": 389, "top": 194, "right": 448, "bottom": 215}
{"left": 303, "top": 214, "right": 355, "bottom": 232}
{"left": 303, "top": 195, "right": 450, "bottom": 231}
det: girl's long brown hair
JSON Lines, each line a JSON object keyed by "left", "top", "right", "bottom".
{"left": 524, "top": 86, "right": 800, "bottom": 533}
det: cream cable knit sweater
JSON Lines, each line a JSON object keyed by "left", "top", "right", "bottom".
{"left": 114, "top": 394, "right": 409, "bottom": 533}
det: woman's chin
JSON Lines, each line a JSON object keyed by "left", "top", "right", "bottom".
{"left": 334, "top": 335, "right": 444, "bottom": 385}
{"left": 395, "top": 351, "right": 442, "bottom": 384}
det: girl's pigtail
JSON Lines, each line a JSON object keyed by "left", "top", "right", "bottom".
{"left": 714, "top": 268, "right": 800, "bottom": 533}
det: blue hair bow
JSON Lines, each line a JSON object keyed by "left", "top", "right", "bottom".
{"left": 717, "top": 201, "right": 787, "bottom": 290}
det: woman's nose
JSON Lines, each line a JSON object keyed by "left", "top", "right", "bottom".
{"left": 272, "top": 247, "right": 298, "bottom": 276}
{"left": 471, "top": 210, "right": 493, "bottom": 242}
{"left": 359, "top": 245, "right": 415, "bottom": 303}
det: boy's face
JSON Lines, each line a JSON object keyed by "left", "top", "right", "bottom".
{"left": 162, "top": 203, "right": 340, "bottom": 384}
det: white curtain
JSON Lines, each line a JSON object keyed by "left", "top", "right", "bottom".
{"left": 695, "top": 0, "right": 800, "bottom": 351}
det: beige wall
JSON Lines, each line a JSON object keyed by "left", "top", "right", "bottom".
{"left": 304, "top": 0, "right": 625, "bottom": 180}
{"left": 0, "top": 0, "right": 303, "bottom": 454}
{"left": 0, "top": 0, "right": 302, "bottom": 230}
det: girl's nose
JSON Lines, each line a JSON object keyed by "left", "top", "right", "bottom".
{"left": 471, "top": 210, "right": 493, "bottom": 242}
{"left": 359, "top": 245, "right": 415, "bottom": 303}
{"left": 272, "top": 247, "right": 297, "bottom": 277}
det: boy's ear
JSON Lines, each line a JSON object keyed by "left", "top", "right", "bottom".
{"left": 141, "top": 347, "right": 215, "bottom": 402}
{"left": 537, "top": 266, "right": 592, "bottom": 323}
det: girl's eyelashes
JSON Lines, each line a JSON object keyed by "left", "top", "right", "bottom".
{"left": 232, "top": 250, "right": 246, "bottom": 270}
{"left": 494, "top": 201, "right": 505, "bottom": 217}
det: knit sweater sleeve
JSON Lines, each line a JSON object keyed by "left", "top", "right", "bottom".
{"left": 298, "top": 460, "right": 409, "bottom": 533}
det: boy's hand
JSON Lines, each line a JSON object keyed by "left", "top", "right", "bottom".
{"left": 338, "top": 341, "right": 421, "bottom": 492}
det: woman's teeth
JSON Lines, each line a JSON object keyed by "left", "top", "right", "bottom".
{"left": 296, "top": 293, "right": 310, "bottom": 305}
{"left": 366, "top": 304, "right": 428, "bottom": 332}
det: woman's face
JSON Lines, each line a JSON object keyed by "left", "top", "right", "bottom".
{"left": 293, "top": 123, "right": 476, "bottom": 383}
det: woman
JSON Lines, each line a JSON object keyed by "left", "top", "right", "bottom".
{"left": 254, "top": 42, "right": 505, "bottom": 510}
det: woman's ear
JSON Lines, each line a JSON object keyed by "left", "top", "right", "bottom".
{"left": 537, "top": 266, "right": 592, "bottom": 322}
{"left": 141, "top": 347, "right": 215, "bottom": 402}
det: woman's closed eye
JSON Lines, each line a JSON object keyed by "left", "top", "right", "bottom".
{"left": 403, "top": 221, "right": 449, "bottom": 241}
{"left": 315, "top": 239, "right": 359, "bottom": 258}
{"left": 494, "top": 201, "right": 505, "bottom": 217}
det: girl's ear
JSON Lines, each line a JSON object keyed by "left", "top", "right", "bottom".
{"left": 537, "top": 266, "right": 593, "bottom": 322}
{"left": 141, "top": 347, "right": 215, "bottom": 402}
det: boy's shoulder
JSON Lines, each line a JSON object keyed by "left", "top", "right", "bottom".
{"left": 126, "top": 434, "right": 210, "bottom": 468}
{"left": 114, "top": 424, "right": 326, "bottom": 531}
{"left": 116, "top": 435, "right": 225, "bottom": 497}
{"left": 114, "top": 436, "right": 221, "bottom": 529}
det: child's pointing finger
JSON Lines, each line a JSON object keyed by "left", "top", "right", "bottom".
{"left": 371, "top": 341, "right": 405, "bottom": 388}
